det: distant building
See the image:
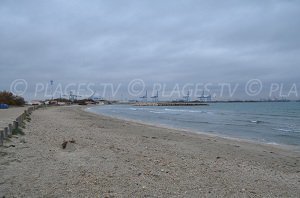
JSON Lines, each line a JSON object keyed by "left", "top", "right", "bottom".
{"left": 29, "top": 100, "right": 43, "bottom": 105}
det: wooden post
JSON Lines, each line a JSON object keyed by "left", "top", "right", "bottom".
{"left": 17, "top": 116, "right": 20, "bottom": 123}
{"left": 16, "top": 117, "right": 20, "bottom": 128}
{"left": 8, "top": 124, "right": 12, "bottom": 137}
{"left": 0, "top": 130, "right": 4, "bottom": 146}
{"left": 13, "top": 121, "right": 18, "bottom": 130}
{"left": 17, "top": 115, "right": 23, "bottom": 127}
{"left": 4, "top": 127, "right": 8, "bottom": 139}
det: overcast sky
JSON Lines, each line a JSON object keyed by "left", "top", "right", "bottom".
{"left": 0, "top": 0, "right": 300, "bottom": 100}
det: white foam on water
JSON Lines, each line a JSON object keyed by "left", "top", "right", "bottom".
{"left": 149, "top": 111, "right": 165, "bottom": 114}
{"left": 274, "top": 128, "right": 293, "bottom": 132}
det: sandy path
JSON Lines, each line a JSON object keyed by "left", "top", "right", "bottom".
{"left": 0, "top": 107, "right": 27, "bottom": 130}
{"left": 0, "top": 106, "right": 299, "bottom": 197}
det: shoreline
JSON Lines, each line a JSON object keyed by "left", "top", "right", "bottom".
{"left": 1, "top": 105, "right": 299, "bottom": 197}
{"left": 85, "top": 106, "right": 300, "bottom": 152}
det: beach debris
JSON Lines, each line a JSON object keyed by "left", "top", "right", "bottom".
{"left": 70, "top": 139, "right": 76, "bottom": 143}
{"left": 62, "top": 139, "right": 76, "bottom": 149}
{"left": 216, "top": 156, "right": 221, "bottom": 159}
{"left": 62, "top": 141, "right": 68, "bottom": 149}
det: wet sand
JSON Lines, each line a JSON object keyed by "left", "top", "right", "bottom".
{"left": 0, "top": 106, "right": 299, "bottom": 197}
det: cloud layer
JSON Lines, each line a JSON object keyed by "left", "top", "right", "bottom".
{"left": 0, "top": 0, "right": 299, "bottom": 99}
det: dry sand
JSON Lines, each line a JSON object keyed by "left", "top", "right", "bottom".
{"left": 0, "top": 105, "right": 299, "bottom": 197}
{"left": 0, "top": 107, "right": 27, "bottom": 130}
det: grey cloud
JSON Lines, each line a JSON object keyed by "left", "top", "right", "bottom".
{"left": 0, "top": 0, "right": 300, "bottom": 99}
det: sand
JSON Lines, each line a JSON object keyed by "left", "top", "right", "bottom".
{"left": 0, "top": 105, "right": 299, "bottom": 197}
{"left": 0, "top": 107, "right": 27, "bottom": 130}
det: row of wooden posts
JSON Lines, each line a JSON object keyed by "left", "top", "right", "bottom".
{"left": 0, "top": 106, "right": 37, "bottom": 146}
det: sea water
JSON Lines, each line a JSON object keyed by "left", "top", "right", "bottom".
{"left": 87, "top": 102, "right": 300, "bottom": 147}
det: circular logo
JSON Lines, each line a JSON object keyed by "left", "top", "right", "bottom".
{"left": 10, "top": 79, "right": 28, "bottom": 96}
{"left": 128, "top": 79, "right": 145, "bottom": 97}
{"left": 245, "top": 79, "right": 262, "bottom": 96}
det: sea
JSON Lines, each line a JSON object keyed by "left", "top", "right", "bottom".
{"left": 86, "top": 102, "right": 300, "bottom": 148}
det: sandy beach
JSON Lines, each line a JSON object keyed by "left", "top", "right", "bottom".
{"left": 0, "top": 105, "right": 299, "bottom": 197}
{"left": 0, "top": 107, "right": 27, "bottom": 131}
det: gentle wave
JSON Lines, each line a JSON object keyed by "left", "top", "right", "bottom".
{"left": 273, "top": 128, "right": 295, "bottom": 133}
{"left": 250, "top": 120, "right": 264, "bottom": 124}
{"left": 88, "top": 102, "right": 300, "bottom": 147}
{"left": 164, "top": 108, "right": 210, "bottom": 114}
{"left": 149, "top": 111, "right": 166, "bottom": 114}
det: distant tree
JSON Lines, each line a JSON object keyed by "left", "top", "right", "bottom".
{"left": 14, "top": 95, "right": 25, "bottom": 106}
{"left": 0, "top": 91, "right": 25, "bottom": 106}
